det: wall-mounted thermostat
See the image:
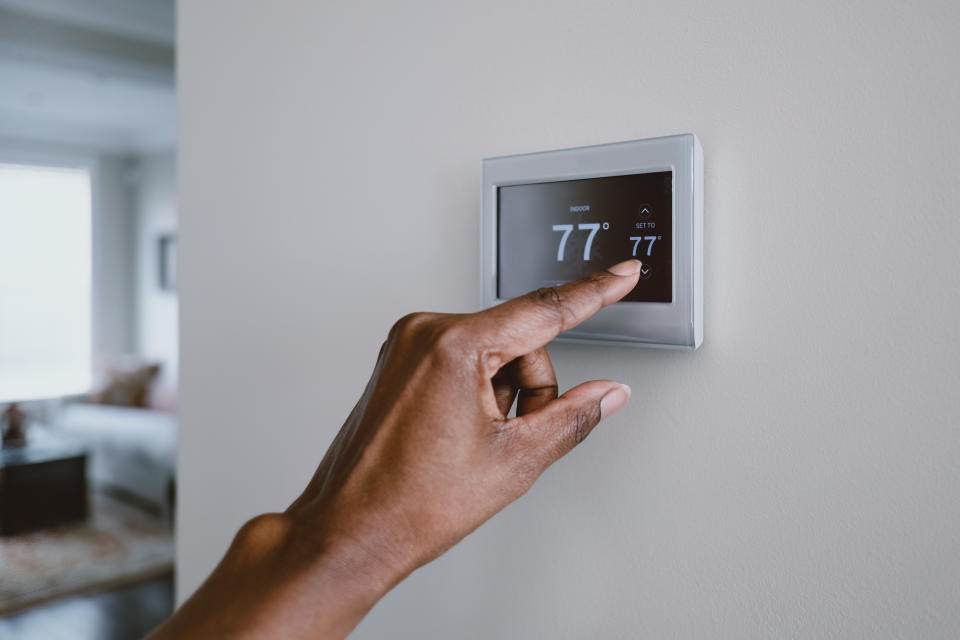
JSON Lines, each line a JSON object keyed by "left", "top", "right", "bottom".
{"left": 481, "top": 134, "right": 703, "bottom": 349}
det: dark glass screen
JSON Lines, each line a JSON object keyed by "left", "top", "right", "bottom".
{"left": 497, "top": 171, "right": 672, "bottom": 302}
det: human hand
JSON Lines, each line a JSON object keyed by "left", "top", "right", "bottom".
{"left": 149, "top": 259, "right": 641, "bottom": 640}
{"left": 287, "top": 258, "right": 641, "bottom": 576}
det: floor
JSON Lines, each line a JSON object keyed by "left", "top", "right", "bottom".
{"left": 0, "top": 573, "right": 174, "bottom": 640}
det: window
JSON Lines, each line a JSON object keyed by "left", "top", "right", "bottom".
{"left": 0, "top": 162, "right": 92, "bottom": 401}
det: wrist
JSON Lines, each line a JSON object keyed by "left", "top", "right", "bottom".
{"left": 158, "top": 512, "right": 406, "bottom": 640}
{"left": 282, "top": 506, "right": 418, "bottom": 601}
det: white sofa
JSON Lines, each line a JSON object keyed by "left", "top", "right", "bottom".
{"left": 53, "top": 403, "right": 177, "bottom": 516}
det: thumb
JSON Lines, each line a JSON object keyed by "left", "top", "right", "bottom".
{"left": 509, "top": 379, "right": 631, "bottom": 469}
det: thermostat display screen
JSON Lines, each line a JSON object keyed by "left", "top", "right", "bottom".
{"left": 497, "top": 171, "right": 673, "bottom": 302}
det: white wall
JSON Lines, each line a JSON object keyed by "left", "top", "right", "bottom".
{"left": 133, "top": 150, "right": 178, "bottom": 382}
{"left": 178, "top": 1, "right": 960, "bottom": 637}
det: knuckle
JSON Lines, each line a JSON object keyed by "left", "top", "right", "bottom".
{"left": 587, "top": 270, "right": 612, "bottom": 285}
{"left": 571, "top": 413, "right": 591, "bottom": 446}
{"left": 530, "top": 286, "right": 562, "bottom": 314}
{"left": 530, "top": 286, "right": 576, "bottom": 331}
{"left": 389, "top": 311, "right": 431, "bottom": 340}
{"left": 430, "top": 319, "right": 472, "bottom": 359}
{"left": 585, "top": 272, "right": 611, "bottom": 300}
{"left": 477, "top": 346, "right": 507, "bottom": 378}
{"left": 389, "top": 312, "right": 481, "bottom": 371}
{"left": 567, "top": 402, "right": 601, "bottom": 448}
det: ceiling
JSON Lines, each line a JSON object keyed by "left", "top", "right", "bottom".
{"left": 0, "top": 0, "right": 175, "bottom": 152}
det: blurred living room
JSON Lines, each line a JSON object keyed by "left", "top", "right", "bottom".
{"left": 0, "top": 1, "right": 177, "bottom": 638}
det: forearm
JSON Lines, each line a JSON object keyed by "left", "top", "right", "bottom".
{"left": 149, "top": 263, "right": 638, "bottom": 637}
{"left": 147, "top": 513, "right": 405, "bottom": 640}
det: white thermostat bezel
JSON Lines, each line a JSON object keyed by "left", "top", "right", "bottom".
{"left": 481, "top": 134, "right": 703, "bottom": 349}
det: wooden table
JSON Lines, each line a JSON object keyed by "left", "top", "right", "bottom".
{"left": 0, "top": 433, "right": 88, "bottom": 536}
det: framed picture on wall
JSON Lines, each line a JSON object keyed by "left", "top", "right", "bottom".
{"left": 158, "top": 234, "right": 177, "bottom": 292}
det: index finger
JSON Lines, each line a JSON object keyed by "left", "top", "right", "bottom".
{"left": 474, "top": 259, "right": 641, "bottom": 367}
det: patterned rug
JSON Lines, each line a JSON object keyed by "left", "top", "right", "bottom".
{"left": 0, "top": 494, "right": 174, "bottom": 615}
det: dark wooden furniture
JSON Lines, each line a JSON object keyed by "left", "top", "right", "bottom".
{"left": 0, "top": 434, "right": 88, "bottom": 536}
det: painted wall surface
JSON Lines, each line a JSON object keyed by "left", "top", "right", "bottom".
{"left": 92, "top": 155, "right": 137, "bottom": 359}
{"left": 134, "top": 150, "right": 178, "bottom": 382}
{"left": 178, "top": 2, "right": 960, "bottom": 637}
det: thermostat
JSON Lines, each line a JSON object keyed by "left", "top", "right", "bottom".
{"left": 481, "top": 134, "right": 703, "bottom": 348}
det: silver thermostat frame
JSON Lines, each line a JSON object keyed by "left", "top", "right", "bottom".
{"left": 481, "top": 133, "right": 703, "bottom": 349}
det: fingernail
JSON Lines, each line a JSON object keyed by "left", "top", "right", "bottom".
{"left": 607, "top": 259, "right": 642, "bottom": 276}
{"left": 600, "top": 384, "right": 632, "bottom": 418}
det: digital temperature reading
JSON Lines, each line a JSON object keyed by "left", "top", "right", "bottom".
{"left": 482, "top": 134, "right": 702, "bottom": 347}
{"left": 497, "top": 171, "right": 673, "bottom": 302}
